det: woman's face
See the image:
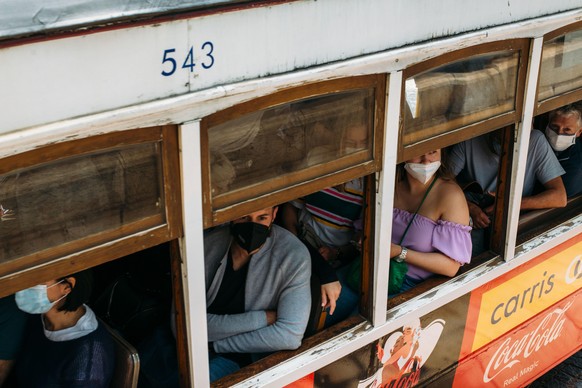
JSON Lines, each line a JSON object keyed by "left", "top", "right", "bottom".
{"left": 407, "top": 149, "right": 441, "bottom": 164}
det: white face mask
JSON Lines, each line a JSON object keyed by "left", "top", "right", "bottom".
{"left": 545, "top": 125, "right": 576, "bottom": 152}
{"left": 404, "top": 161, "right": 441, "bottom": 184}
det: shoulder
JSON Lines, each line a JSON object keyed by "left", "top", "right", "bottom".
{"left": 269, "top": 225, "right": 310, "bottom": 268}
{"left": 204, "top": 225, "right": 231, "bottom": 256}
{"left": 271, "top": 225, "right": 309, "bottom": 257}
{"left": 435, "top": 179, "right": 469, "bottom": 225}
{"left": 529, "top": 129, "right": 553, "bottom": 154}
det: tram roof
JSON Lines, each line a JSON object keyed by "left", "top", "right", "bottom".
{"left": 0, "top": 0, "right": 250, "bottom": 41}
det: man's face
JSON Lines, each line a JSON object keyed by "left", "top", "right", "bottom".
{"left": 232, "top": 207, "right": 278, "bottom": 227}
{"left": 548, "top": 113, "right": 582, "bottom": 137}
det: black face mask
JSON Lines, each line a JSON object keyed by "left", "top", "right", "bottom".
{"left": 230, "top": 222, "right": 270, "bottom": 253}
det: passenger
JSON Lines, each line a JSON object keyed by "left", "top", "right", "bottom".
{"left": 205, "top": 206, "right": 311, "bottom": 382}
{"left": 542, "top": 105, "right": 582, "bottom": 197}
{"left": 0, "top": 296, "right": 28, "bottom": 386}
{"left": 14, "top": 270, "right": 115, "bottom": 387}
{"left": 449, "top": 130, "right": 566, "bottom": 255}
{"left": 390, "top": 149, "right": 472, "bottom": 294}
{"left": 282, "top": 118, "right": 368, "bottom": 326}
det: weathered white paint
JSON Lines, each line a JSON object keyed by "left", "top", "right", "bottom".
{"left": 372, "top": 71, "right": 401, "bottom": 327}
{"left": 2, "top": 9, "right": 582, "bottom": 159}
{"left": 178, "top": 121, "right": 210, "bottom": 387}
{"left": 505, "top": 37, "right": 545, "bottom": 261}
{"left": 1, "top": 1, "right": 582, "bottom": 132}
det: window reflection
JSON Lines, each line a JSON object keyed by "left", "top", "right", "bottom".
{"left": 539, "top": 30, "right": 582, "bottom": 102}
{"left": 208, "top": 89, "right": 374, "bottom": 197}
{"left": 403, "top": 51, "right": 519, "bottom": 145}
{"left": 0, "top": 143, "right": 163, "bottom": 263}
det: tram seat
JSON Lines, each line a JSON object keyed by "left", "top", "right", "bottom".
{"left": 304, "top": 274, "right": 327, "bottom": 338}
{"left": 100, "top": 319, "right": 140, "bottom": 388}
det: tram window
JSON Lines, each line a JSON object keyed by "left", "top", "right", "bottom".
{"left": 204, "top": 176, "right": 372, "bottom": 383}
{"left": 402, "top": 49, "right": 520, "bottom": 147}
{"left": 538, "top": 29, "right": 582, "bottom": 106}
{"left": 518, "top": 103, "right": 582, "bottom": 238}
{"left": 201, "top": 75, "right": 386, "bottom": 227}
{"left": 0, "top": 143, "right": 162, "bottom": 266}
{"left": 1, "top": 242, "right": 179, "bottom": 388}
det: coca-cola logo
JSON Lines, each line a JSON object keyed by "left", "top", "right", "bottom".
{"left": 483, "top": 301, "right": 571, "bottom": 383}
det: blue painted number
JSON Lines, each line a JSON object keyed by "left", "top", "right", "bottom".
{"left": 182, "top": 47, "right": 196, "bottom": 72}
{"left": 201, "top": 41, "right": 214, "bottom": 69}
{"left": 161, "top": 49, "right": 177, "bottom": 77}
{"left": 161, "top": 42, "right": 214, "bottom": 77}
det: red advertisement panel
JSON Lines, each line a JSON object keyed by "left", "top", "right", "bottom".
{"left": 453, "top": 290, "right": 581, "bottom": 387}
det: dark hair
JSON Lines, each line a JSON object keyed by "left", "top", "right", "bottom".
{"left": 58, "top": 269, "right": 94, "bottom": 312}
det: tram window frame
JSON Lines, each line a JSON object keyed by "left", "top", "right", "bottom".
{"left": 394, "top": 41, "right": 530, "bottom": 267}
{"left": 207, "top": 171, "right": 375, "bottom": 387}
{"left": 516, "top": 22, "right": 582, "bottom": 240}
{"left": 200, "top": 74, "right": 387, "bottom": 228}
{"left": 399, "top": 40, "right": 529, "bottom": 163}
{"left": 0, "top": 125, "right": 183, "bottom": 297}
{"left": 535, "top": 21, "right": 582, "bottom": 115}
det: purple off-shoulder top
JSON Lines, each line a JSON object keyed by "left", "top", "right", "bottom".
{"left": 392, "top": 208, "right": 472, "bottom": 281}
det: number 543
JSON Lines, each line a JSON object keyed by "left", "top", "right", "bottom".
{"left": 161, "top": 42, "right": 215, "bottom": 77}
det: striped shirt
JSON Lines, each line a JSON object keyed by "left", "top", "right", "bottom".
{"left": 294, "top": 178, "right": 363, "bottom": 247}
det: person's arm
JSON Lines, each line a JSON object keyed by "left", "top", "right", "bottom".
{"left": 206, "top": 310, "right": 270, "bottom": 342}
{"left": 391, "top": 244, "right": 461, "bottom": 277}
{"left": 212, "top": 257, "right": 311, "bottom": 353}
{"left": 0, "top": 360, "right": 14, "bottom": 386}
{"left": 520, "top": 176, "right": 567, "bottom": 210}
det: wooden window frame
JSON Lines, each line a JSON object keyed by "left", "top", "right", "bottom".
{"left": 201, "top": 74, "right": 387, "bottom": 228}
{"left": 399, "top": 40, "right": 529, "bottom": 163}
{"left": 0, "top": 125, "right": 183, "bottom": 297}
{"left": 535, "top": 21, "right": 582, "bottom": 116}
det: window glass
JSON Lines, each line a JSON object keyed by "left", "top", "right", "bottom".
{"left": 208, "top": 89, "right": 374, "bottom": 199}
{"left": 403, "top": 51, "right": 519, "bottom": 146}
{"left": 539, "top": 30, "right": 582, "bottom": 103}
{"left": 0, "top": 143, "right": 163, "bottom": 263}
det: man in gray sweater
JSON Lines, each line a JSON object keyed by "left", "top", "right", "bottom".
{"left": 205, "top": 206, "right": 311, "bottom": 382}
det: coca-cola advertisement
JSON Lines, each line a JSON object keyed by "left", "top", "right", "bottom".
{"left": 452, "top": 291, "right": 581, "bottom": 387}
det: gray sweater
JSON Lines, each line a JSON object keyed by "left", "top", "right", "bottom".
{"left": 205, "top": 224, "right": 311, "bottom": 353}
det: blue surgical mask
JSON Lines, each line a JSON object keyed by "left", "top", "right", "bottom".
{"left": 15, "top": 280, "right": 67, "bottom": 314}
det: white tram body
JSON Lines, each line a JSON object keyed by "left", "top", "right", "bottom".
{"left": 1, "top": 1, "right": 581, "bottom": 387}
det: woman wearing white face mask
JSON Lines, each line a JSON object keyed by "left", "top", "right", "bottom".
{"left": 390, "top": 149, "right": 472, "bottom": 294}
{"left": 13, "top": 270, "right": 115, "bottom": 387}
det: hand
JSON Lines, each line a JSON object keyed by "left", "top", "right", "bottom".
{"left": 484, "top": 191, "right": 496, "bottom": 216}
{"left": 265, "top": 310, "right": 277, "bottom": 325}
{"left": 321, "top": 281, "right": 341, "bottom": 315}
{"left": 318, "top": 246, "right": 338, "bottom": 261}
{"left": 468, "top": 202, "right": 490, "bottom": 229}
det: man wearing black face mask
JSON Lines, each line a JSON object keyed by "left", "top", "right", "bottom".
{"left": 204, "top": 206, "right": 311, "bottom": 382}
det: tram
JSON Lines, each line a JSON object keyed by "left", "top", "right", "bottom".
{"left": 1, "top": 1, "right": 581, "bottom": 387}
